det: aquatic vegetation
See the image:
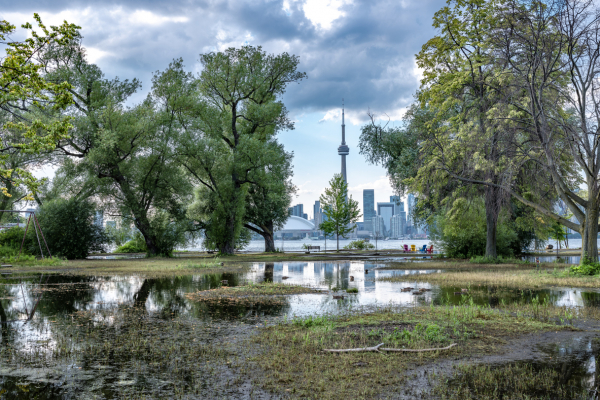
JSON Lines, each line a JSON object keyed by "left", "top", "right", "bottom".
{"left": 252, "top": 303, "right": 568, "bottom": 398}
{"left": 429, "top": 362, "right": 590, "bottom": 399}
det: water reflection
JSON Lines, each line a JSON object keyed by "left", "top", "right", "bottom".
{"left": 0, "top": 261, "right": 599, "bottom": 398}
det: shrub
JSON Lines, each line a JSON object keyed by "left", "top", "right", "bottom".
{"left": 33, "top": 198, "right": 107, "bottom": 259}
{"left": 346, "top": 287, "right": 359, "bottom": 293}
{"left": 115, "top": 231, "right": 147, "bottom": 253}
{"left": 343, "top": 239, "right": 375, "bottom": 250}
{"left": 569, "top": 261, "right": 600, "bottom": 276}
{"left": 430, "top": 199, "right": 519, "bottom": 258}
{"left": 0, "top": 227, "right": 31, "bottom": 250}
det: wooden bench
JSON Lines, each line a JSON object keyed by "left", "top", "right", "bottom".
{"left": 305, "top": 245, "right": 321, "bottom": 253}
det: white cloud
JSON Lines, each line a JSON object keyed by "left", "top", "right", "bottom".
{"left": 84, "top": 47, "right": 112, "bottom": 63}
{"left": 129, "top": 10, "right": 188, "bottom": 26}
{"left": 319, "top": 107, "right": 405, "bottom": 125}
{"left": 302, "top": 0, "right": 353, "bottom": 30}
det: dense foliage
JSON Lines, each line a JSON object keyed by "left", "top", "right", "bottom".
{"left": 430, "top": 199, "right": 529, "bottom": 259}
{"left": 34, "top": 198, "right": 107, "bottom": 259}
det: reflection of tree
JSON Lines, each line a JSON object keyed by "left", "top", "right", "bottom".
{"left": 133, "top": 279, "right": 156, "bottom": 308}
{"left": 0, "top": 299, "right": 9, "bottom": 345}
{"left": 580, "top": 291, "right": 600, "bottom": 307}
{"left": 264, "top": 263, "right": 274, "bottom": 282}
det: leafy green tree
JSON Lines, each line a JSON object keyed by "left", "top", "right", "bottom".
{"left": 0, "top": 14, "right": 79, "bottom": 197}
{"left": 34, "top": 198, "right": 107, "bottom": 259}
{"left": 43, "top": 42, "right": 192, "bottom": 256}
{"left": 429, "top": 199, "right": 519, "bottom": 258}
{"left": 243, "top": 140, "right": 296, "bottom": 252}
{"left": 176, "top": 46, "right": 306, "bottom": 254}
{"left": 319, "top": 174, "right": 361, "bottom": 251}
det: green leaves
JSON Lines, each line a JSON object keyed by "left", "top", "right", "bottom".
{"left": 319, "top": 174, "right": 362, "bottom": 250}
{"left": 0, "top": 14, "right": 80, "bottom": 196}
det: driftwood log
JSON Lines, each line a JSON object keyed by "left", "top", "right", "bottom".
{"left": 323, "top": 343, "right": 457, "bottom": 353}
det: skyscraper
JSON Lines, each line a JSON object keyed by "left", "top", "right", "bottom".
{"left": 288, "top": 204, "right": 306, "bottom": 219}
{"left": 377, "top": 202, "right": 395, "bottom": 236}
{"left": 338, "top": 101, "right": 349, "bottom": 184}
{"left": 407, "top": 193, "right": 415, "bottom": 228}
{"left": 363, "top": 189, "right": 376, "bottom": 231}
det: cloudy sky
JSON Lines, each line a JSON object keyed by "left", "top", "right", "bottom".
{"left": 4, "top": 0, "right": 444, "bottom": 219}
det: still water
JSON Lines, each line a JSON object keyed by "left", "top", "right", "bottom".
{"left": 0, "top": 261, "right": 598, "bottom": 398}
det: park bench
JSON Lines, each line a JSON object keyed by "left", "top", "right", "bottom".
{"left": 305, "top": 245, "right": 321, "bottom": 253}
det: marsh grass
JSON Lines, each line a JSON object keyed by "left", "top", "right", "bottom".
{"left": 380, "top": 266, "right": 600, "bottom": 288}
{"left": 251, "top": 302, "right": 568, "bottom": 399}
{"left": 0, "top": 305, "right": 241, "bottom": 398}
{"left": 429, "top": 362, "right": 591, "bottom": 399}
{"left": 185, "top": 282, "right": 323, "bottom": 307}
{"left": 377, "top": 261, "right": 545, "bottom": 271}
{"left": 1, "top": 257, "right": 243, "bottom": 277}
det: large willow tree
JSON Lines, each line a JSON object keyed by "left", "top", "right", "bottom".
{"left": 178, "top": 46, "right": 305, "bottom": 254}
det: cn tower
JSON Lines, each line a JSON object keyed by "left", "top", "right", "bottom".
{"left": 338, "top": 100, "right": 349, "bottom": 184}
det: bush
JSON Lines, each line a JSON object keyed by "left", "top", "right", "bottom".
{"left": 343, "top": 239, "right": 375, "bottom": 250}
{"left": 0, "top": 227, "right": 32, "bottom": 250}
{"left": 569, "top": 261, "right": 600, "bottom": 276}
{"left": 115, "top": 231, "right": 147, "bottom": 253}
{"left": 33, "top": 198, "right": 107, "bottom": 259}
{"left": 430, "top": 199, "right": 519, "bottom": 259}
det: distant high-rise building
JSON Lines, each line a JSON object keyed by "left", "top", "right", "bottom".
{"left": 363, "top": 189, "right": 376, "bottom": 231}
{"left": 338, "top": 100, "right": 349, "bottom": 185}
{"left": 391, "top": 214, "right": 403, "bottom": 238}
{"left": 377, "top": 202, "right": 395, "bottom": 235}
{"left": 390, "top": 195, "right": 404, "bottom": 216}
{"left": 313, "top": 201, "right": 321, "bottom": 219}
{"left": 372, "top": 216, "right": 385, "bottom": 238}
{"left": 407, "top": 193, "right": 416, "bottom": 228}
{"left": 288, "top": 204, "right": 306, "bottom": 219}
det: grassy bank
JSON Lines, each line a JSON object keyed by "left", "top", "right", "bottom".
{"left": 250, "top": 302, "right": 571, "bottom": 399}
{"left": 0, "top": 257, "right": 248, "bottom": 276}
{"left": 380, "top": 267, "right": 600, "bottom": 289}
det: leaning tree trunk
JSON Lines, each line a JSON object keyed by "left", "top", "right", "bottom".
{"left": 581, "top": 200, "right": 599, "bottom": 263}
{"left": 263, "top": 224, "right": 276, "bottom": 253}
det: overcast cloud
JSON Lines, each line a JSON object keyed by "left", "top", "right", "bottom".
{"left": 3, "top": 0, "right": 443, "bottom": 119}
{"left": 3, "top": 0, "right": 445, "bottom": 215}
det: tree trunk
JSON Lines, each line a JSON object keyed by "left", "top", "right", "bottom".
{"left": 264, "top": 231, "right": 276, "bottom": 252}
{"left": 110, "top": 167, "right": 162, "bottom": 256}
{"left": 485, "top": 211, "right": 498, "bottom": 258}
{"left": 484, "top": 186, "right": 500, "bottom": 259}
{"left": 581, "top": 204, "right": 599, "bottom": 263}
{"left": 336, "top": 229, "right": 340, "bottom": 251}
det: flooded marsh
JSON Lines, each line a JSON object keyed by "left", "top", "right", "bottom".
{"left": 0, "top": 260, "right": 598, "bottom": 398}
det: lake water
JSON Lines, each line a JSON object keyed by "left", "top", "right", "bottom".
{"left": 1, "top": 261, "right": 599, "bottom": 398}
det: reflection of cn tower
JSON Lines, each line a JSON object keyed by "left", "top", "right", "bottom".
{"left": 338, "top": 100, "right": 349, "bottom": 185}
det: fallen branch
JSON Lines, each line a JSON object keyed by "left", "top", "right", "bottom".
{"left": 380, "top": 343, "right": 457, "bottom": 352}
{"left": 323, "top": 343, "right": 457, "bottom": 353}
{"left": 323, "top": 343, "right": 385, "bottom": 353}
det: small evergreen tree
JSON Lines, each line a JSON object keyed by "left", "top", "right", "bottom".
{"left": 319, "top": 174, "right": 361, "bottom": 251}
